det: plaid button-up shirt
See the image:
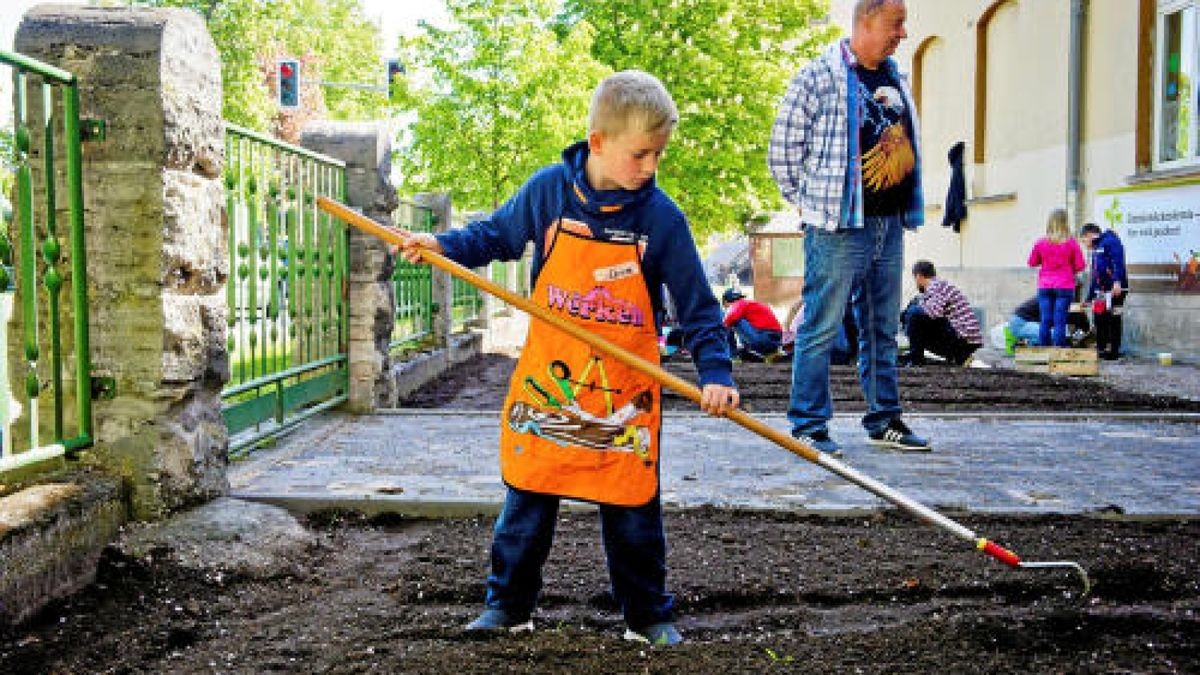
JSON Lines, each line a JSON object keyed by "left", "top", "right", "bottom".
{"left": 768, "top": 40, "right": 925, "bottom": 232}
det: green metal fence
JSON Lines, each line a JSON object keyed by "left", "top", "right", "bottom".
{"left": 514, "top": 256, "right": 531, "bottom": 297}
{"left": 390, "top": 199, "right": 435, "bottom": 349}
{"left": 488, "top": 260, "right": 508, "bottom": 291}
{"left": 0, "top": 50, "right": 94, "bottom": 476}
{"left": 451, "top": 275, "right": 483, "bottom": 330}
{"left": 485, "top": 255, "right": 530, "bottom": 316}
{"left": 221, "top": 124, "right": 348, "bottom": 456}
{"left": 482, "top": 258, "right": 530, "bottom": 319}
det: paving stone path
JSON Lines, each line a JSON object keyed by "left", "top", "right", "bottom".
{"left": 230, "top": 409, "right": 1200, "bottom": 516}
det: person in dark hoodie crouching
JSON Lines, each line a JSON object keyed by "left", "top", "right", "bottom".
{"left": 1080, "top": 222, "right": 1128, "bottom": 360}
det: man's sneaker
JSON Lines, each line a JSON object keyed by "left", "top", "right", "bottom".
{"left": 623, "top": 622, "right": 684, "bottom": 646}
{"left": 465, "top": 609, "right": 534, "bottom": 633}
{"left": 868, "top": 419, "right": 932, "bottom": 452}
{"left": 793, "top": 429, "right": 842, "bottom": 457}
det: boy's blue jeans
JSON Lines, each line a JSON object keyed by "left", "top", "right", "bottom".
{"left": 1037, "top": 288, "right": 1074, "bottom": 347}
{"left": 728, "top": 319, "right": 782, "bottom": 358}
{"left": 788, "top": 215, "right": 904, "bottom": 436}
{"left": 483, "top": 486, "right": 672, "bottom": 628}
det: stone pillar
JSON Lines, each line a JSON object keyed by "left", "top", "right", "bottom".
{"left": 299, "top": 122, "right": 399, "bottom": 412}
{"left": 415, "top": 193, "right": 454, "bottom": 347}
{"left": 15, "top": 6, "right": 228, "bottom": 519}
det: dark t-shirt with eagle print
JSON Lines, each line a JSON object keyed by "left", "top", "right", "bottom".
{"left": 855, "top": 64, "right": 916, "bottom": 216}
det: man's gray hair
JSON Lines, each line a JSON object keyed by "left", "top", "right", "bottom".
{"left": 854, "top": 0, "right": 903, "bottom": 22}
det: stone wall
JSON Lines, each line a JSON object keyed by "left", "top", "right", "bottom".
{"left": 300, "top": 122, "right": 399, "bottom": 411}
{"left": 0, "top": 475, "right": 125, "bottom": 625}
{"left": 14, "top": 6, "right": 228, "bottom": 519}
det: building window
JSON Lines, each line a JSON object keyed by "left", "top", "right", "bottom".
{"left": 973, "top": 0, "right": 1019, "bottom": 165}
{"left": 912, "top": 36, "right": 938, "bottom": 117}
{"left": 1156, "top": 0, "right": 1200, "bottom": 168}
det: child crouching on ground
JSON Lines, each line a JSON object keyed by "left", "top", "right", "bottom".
{"left": 392, "top": 70, "right": 739, "bottom": 646}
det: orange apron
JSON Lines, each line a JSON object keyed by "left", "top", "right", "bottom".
{"left": 500, "top": 218, "right": 661, "bottom": 507}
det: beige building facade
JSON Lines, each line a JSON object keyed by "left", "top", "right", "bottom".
{"left": 894, "top": 0, "right": 1198, "bottom": 359}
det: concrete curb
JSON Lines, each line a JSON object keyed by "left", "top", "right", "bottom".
{"left": 230, "top": 491, "right": 1200, "bottom": 524}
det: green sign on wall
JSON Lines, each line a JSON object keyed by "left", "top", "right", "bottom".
{"left": 771, "top": 237, "right": 805, "bottom": 278}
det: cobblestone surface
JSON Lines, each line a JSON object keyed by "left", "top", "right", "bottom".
{"left": 230, "top": 409, "right": 1200, "bottom": 515}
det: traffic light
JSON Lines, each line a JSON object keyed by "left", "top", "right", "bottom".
{"left": 278, "top": 58, "right": 300, "bottom": 109}
{"left": 386, "top": 59, "right": 404, "bottom": 102}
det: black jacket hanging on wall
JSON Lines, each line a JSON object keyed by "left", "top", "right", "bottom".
{"left": 942, "top": 141, "right": 967, "bottom": 232}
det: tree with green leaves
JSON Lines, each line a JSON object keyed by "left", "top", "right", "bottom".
{"left": 126, "top": 0, "right": 388, "bottom": 130}
{"left": 392, "top": 0, "right": 609, "bottom": 211}
{"left": 559, "top": 0, "right": 837, "bottom": 237}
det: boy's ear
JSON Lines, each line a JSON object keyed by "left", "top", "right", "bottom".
{"left": 587, "top": 130, "right": 605, "bottom": 155}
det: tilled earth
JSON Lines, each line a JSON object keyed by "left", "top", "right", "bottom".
{"left": 1, "top": 510, "right": 1197, "bottom": 674}
{"left": 402, "top": 353, "right": 1200, "bottom": 413}
{"left": 3, "top": 354, "right": 1198, "bottom": 673}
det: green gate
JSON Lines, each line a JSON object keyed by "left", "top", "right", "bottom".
{"left": 391, "top": 199, "right": 435, "bottom": 349}
{"left": 221, "top": 124, "right": 348, "bottom": 457}
{"left": 0, "top": 50, "right": 94, "bottom": 476}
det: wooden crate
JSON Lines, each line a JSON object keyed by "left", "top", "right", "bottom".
{"left": 1013, "top": 347, "right": 1099, "bottom": 376}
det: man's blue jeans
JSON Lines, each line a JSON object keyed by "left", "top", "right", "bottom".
{"left": 483, "top": 486, "right": 672, "bottom": 628}
{"left": 1037, "top": 288, "right": 1074, "bottom": 347}
{"left": 788, "top": 215, "right": 904, "bottom": 436}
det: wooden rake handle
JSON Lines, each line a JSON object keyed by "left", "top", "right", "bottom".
{"left": 316, "top": 196, "right": 821, "bottom": 465}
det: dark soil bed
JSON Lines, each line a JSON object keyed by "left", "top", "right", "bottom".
{"left": 2, "top": 510, "right": 1197, "bottom": 673}
{"left": 402, "top": 353, "right": 1200, "bottom": 413}
{"left": 6, "top": 355, "right": 1195, "bottom": 673}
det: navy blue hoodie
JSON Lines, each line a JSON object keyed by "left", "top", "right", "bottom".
{"left": 1087, "top": 229, "right": 1128, "bottom": 299}
{"left": 436, "top": 141, "right": 734, "bottom": 387}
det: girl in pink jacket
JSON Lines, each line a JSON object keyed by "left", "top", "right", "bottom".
{"left": 1027, "top": 208, "right": 1086, "bottom": 346}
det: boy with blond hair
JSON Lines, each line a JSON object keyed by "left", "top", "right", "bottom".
{"left": 393, "top": 70, "right": 739, "bottom": 645}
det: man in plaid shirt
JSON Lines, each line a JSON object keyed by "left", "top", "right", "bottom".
{"left": 768, "top": 0, "right": 930, "bottom": 453}
{"left": 903, "top": 260, "right": 983, "bottom": 366}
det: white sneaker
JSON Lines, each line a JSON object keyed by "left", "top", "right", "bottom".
{"left": 968, "top": 357, "right": 992, "bottom": 369}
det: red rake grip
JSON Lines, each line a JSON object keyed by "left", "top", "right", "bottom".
{"left": 978, "top": 539, "right": 1021, "bottom": 567}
